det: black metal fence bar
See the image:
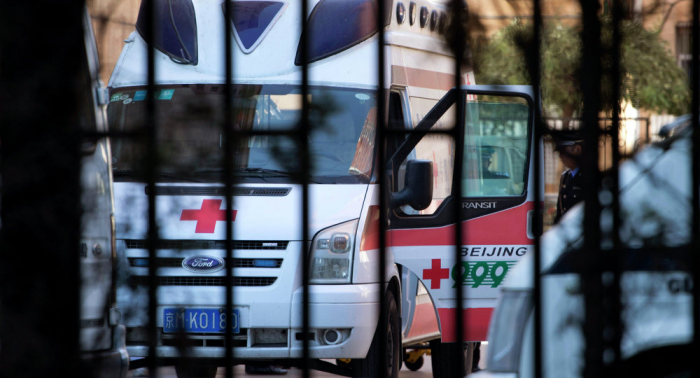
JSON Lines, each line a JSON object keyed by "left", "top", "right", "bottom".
{"left": 692, "top": 0, "right": 700, "bottom": 376}
{"left": 376, "top": 0, "right": 389, "bottom": 376}
{"left": 606, "top": 0, "right": 623, "bottom": 375}
{"left": 531, "top": 0, "right": 543, "bottom": 377}
{"left": 143, "top": 0, "right": 159, "bottom": 376}
{"left": 579, "top": 1, "right": 604, "bottom": 377}
{"left": 223, "top": 0, "right": 235, "bottom": 377}
{"left": 449, "top": 0, "right": 466, "bottom": 374}
{"left": 299, "top": 0, "right": 311, "bottom": 376}
{"left": 0, "top": 3, "right": 84, "bottom": 377}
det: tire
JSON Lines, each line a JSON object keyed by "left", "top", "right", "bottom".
{"left": 351, "top": 290, "right": 401, "bottom": 378}
{"left": 403, "top": 354, "right": 424, "bottom": 371}
{"left": 174, "top": 364, "right": 218, "bottom": 378}
{"left": 430, "top": 339, "right": 470, "bottom": 377}
{"left": 623, "top": 345, "right": 691, "bottom": 378}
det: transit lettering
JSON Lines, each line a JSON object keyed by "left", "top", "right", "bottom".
{"left": 462, "top": 202, "right": 497, "bottom": 209}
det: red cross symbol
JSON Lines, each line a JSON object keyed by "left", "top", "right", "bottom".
{"left": 180, "top": 199, "right": 237, "bottom": 233}
{"left": 423, "top": 259, "right": 450, "bottom": 289}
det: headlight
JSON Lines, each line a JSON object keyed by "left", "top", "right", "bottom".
{"left": 309, "top": 219, "right": 358, "bottom": 284}
{"left": 486, "top": 290, "right": 533, "bottom": 372}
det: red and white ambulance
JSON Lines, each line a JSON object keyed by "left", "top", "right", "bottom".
{"left": 107, "top": 0, "right": 539, "bottom": 376}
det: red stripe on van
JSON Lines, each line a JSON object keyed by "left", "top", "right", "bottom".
{"left": 438, "top": 307, "right": 493, "bottom": 342}
{"left": 406, "top": 302, "right": 440, "bottom": 340}
{"left": 392, "top": 66, "right": 466, "bottom": 91}
{"left": 385, "top": 202, "right": 534, "bottom": 247}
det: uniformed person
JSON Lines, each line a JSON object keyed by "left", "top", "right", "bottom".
{"left": 481, "top": 146, "right": 510, "bottom": 179}
{"left": 554, "top": 135, "right": 584, "bottom": 224}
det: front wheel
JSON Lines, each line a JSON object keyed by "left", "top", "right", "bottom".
{"left": 351, "top": 290, "right": 401, "bottom": 378}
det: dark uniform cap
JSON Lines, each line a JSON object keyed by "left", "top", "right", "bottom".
{"left": 553, "top": 132, "right": 584, "bottom": 151}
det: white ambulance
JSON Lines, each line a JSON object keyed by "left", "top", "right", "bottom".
{"left": 473, "top": 118, "right": 694, "bottom": 378}
{"left": 107, "top": 0, "right": 540, "bottom": 376}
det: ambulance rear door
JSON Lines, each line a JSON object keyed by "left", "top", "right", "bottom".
{"left": 388, "top": 85, "right": 537, "bottom": 342}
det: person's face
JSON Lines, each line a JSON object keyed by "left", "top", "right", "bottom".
{"left": 482, "top": 155, "right": 492, "bottom": 169}
{"left": 558, "top": 144, "right": 582, "bottom": 170}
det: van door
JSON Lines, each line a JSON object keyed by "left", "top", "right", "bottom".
{"left": 388, "top": 85, "right": 537, "bottom": 342}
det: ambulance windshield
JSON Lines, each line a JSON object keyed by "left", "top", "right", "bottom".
{"left": 108, "top": 85, "right": 377, "bottom": 184}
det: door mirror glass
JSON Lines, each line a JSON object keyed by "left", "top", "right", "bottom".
{"left": 391, "top": 159, "right": 433, "bottom": 210}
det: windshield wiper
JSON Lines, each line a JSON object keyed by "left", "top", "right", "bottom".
{"left": 239, "top": 167, "right": 292, "bottom": 175}
{"left": 193, "top": 167, "right": 291, "bottom": 176}
{"left": 194, "top": 168, "right": 323, "bottom": 183}
{"left": 113, "top": 169, "right": 203, "bottom": 183}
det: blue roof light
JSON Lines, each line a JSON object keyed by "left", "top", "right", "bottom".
{"left": 295, "top": 0, "right": 393, "bottom": 66}
{"left": 136, "top": 0, "right": 198, "bottom": 65}
{"left": 223, "top": 1, "right": 286, "bottom": 54}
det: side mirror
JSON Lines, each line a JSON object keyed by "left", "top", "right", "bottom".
{"left": 391, "top": 160, "right": 433, "bottom": 210}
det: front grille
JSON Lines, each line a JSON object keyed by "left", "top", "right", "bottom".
{"left": 128, "top": 258, "right": 283, "bottom": 268}
{"left": 131, "top": 276, "right": 277, "bottom": 287}
{"left": 124, "top": 240, "right": 288, "bottom": 250}
{"left": 146, "top": 186, "right": 291, "bottom": 196}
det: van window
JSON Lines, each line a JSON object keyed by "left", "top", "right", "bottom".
{"left": 462, "top": 95, "right": 530, "bottom": 197}
{"left": 107, "top": 84, "right": 377, "bottom": 184}
{"left": 400, "top": 97, "right": 456, "bottom": 215}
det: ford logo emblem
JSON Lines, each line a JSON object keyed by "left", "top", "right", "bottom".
{"left": 182, "top": 256, "right": 225, "bottom": 273}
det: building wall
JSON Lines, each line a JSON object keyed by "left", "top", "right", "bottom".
{"left": 470, "top": 0, "right": 582, "bottom": 38}
{"left": 87, "top": 0, "right": 140, "bottom": 84}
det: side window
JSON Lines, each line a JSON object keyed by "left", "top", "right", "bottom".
{"left": 399, "top": 96, "right": 456, "bottom": 215}
{"left": 462, "top": 95, "right": 530, "bottom": 197}
{"left": 79, "top": 43, "right": 99, "bottom": 154}
{"left": 387, "top": 91, "right": 407, "bottom": 159}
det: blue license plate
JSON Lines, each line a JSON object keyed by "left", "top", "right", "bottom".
{"left": 163, "top": 308, "right": 239, "bottom": 334}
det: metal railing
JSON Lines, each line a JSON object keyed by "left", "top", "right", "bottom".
{"left": 1, "top": 0, "right": 698, "bottom": 377}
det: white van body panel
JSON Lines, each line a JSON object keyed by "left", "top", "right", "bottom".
{"left": 114, "top": 183, "right": 367, "bottom": 240}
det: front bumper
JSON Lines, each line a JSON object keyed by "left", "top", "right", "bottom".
{"left": 82, "top": 325, "right": 130, "bottom": 378}
{"left": 126, "top": 283, "right": 381, "bottom": 360}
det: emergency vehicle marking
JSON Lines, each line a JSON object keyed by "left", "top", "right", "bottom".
{"left": 180, "top": 199, "right": 237, "bottom": 233}
{"left": 451, "top": 260, "right": 517, "bottom": 288}
{"left": 461, "top": 246, "right": 528, "bottom": 257}
{"left": 423, "top": 258, "right": 450, "bottom": 289}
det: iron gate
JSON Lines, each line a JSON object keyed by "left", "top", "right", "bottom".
{"left": 0, "top": 0, "right": 698, "bottom": 377}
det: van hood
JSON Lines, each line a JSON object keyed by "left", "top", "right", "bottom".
{"left": 114, "top": 183, "right": 368, "bottom": 241}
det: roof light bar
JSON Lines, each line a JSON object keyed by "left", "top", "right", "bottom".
{"left": 136, "top": 0, "right": 198, "bottom": 65}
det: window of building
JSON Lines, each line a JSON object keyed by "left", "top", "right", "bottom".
{"left": 676, "top": 22, "right": 692, "bottom": 78}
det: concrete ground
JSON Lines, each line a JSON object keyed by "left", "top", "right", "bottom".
{"left": 129, "top": 344, "right": 488, "bottom": 377}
